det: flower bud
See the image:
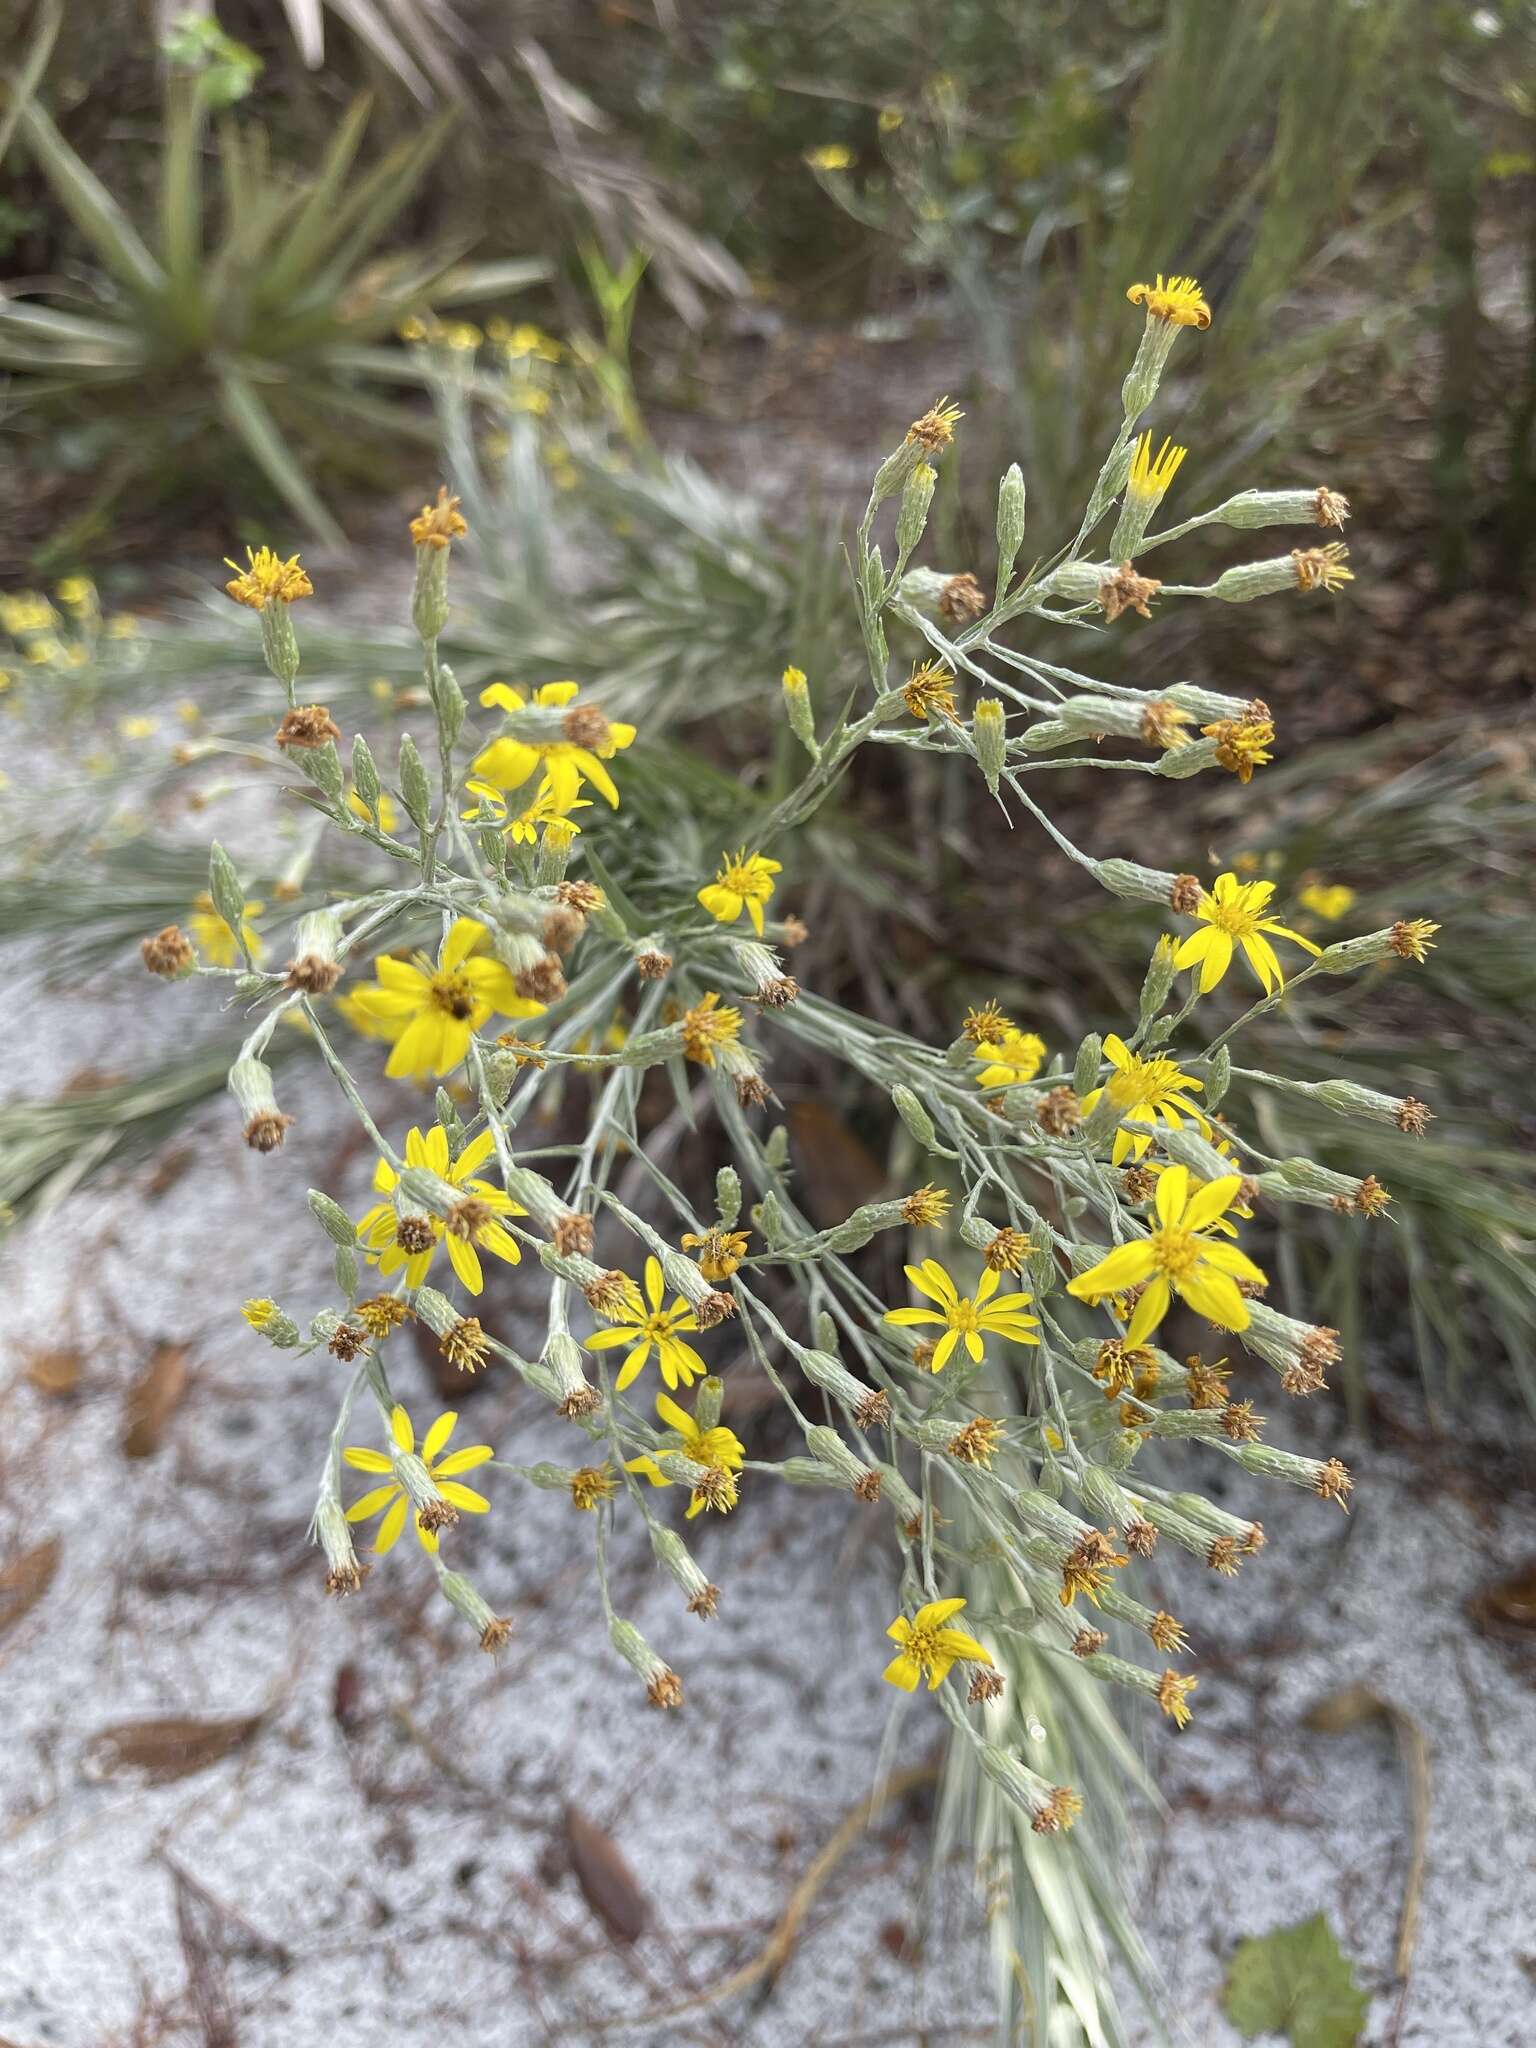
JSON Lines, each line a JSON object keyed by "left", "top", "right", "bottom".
{"left": 207, "top": 842, "right": 249, "bottom": 953}
{"left": 411, "top": 542, "right": 451, "bottom": 641}
{"left": 314, "top": 1495, "right": 364, "bottom": 1594}
{"left": 973, "top": 697, "right": 1006, "bottom": 795}
{"left": 895, "top": 461, "right": 936, "bottom": 561}
{"left": 438, "top": 1568, "right": 513, "bottom": 1653}
{"left": 1205, "top": 1044, "right": 1231, "bottom": 1111}
{"left": 1072, "top": 1033, "right": 1102, "bottom": 1098}
{"left": 996, "top": 463, "right": 1027, "bottom": 593}
{"left": 1210, "top": 556, "right": 1304, "bottom": 604}
{"left": 608, "top": 1617, "right": 683, "bottom": 1707}
{"left": 781, "top": 665, "right": 819, "bottom": 758}
{"left": 715, "top": 1165, "right": 742, "bottom": 1229}
{"left": 351, "top": 733, "right": 381, "bottom": 815}
{"left": 891, "top": 1084, "right": 936, "bottom": 1148}
{"left": 398, "top": 733, "right": 431, "bottom": 829}
{"left": 1137, "top": 936, "right": 1177, "bottom": 1027}
{"left": 650, "top": 1525, "right": 718, "bottom": 1616}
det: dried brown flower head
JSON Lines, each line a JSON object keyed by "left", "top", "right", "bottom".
{"left": 244, "top": 1111, "right": 295, "bottom": 1153}
{"left": 1097, "top": 563, "right": 1161, "bottom": 622}
{"left": 1034, "top": 1085, "right": 1081, "bottom": 1137}
{"left": 1389, "top": 918, "right": 1439, "bottom": 962}
{"left": 541, "top": 906, "right": 586, "bottom": 955}
{"left": 1183, "top": 1354, "right": 1230, "bottom": 1409}
{"left": 852, "top": 1468, "right": 884, "bottom": 1503}
{"left": 686, "top": 1584, "right": 720, "bottom": 1619}
{"left": 1168, "top": 873, "right": 1203, "bottom": 915}
{"left": 515, "top": 954, "right": 566, "bottom": 1004}
{"left": 141, "top": 924, "right": 194, "bottom": 977}
{"left": 1291, "top": 541, "right": 1353, "bottom": 593}
{"left": 394, "top": 1214, "right": 435, "bottom": 1255}
{"left": 1396, "top": 1096, "right": 1432, "bottom": 1136}
{"left": 1071, "top": 1627, "right": 1108, "bottom": 1659}
{"left": 561, "top": 704, "right": 612, "bottom": 751}
{"left": 1313, "top": 486, "right": 1350, "bottom": 529}
{"left": 584, "top": 1270, "right": 633, "bottom": 1316}
{"left": 853, "top": 1387, "right": 892, "bottom": 1431}
{"left": 946, "top": 1417, "right": 1004, "bottom": 1468}
{"left": 983, "top": 1226, "right": 1031, "bottom": 1273}
{"left": 479, "top": 1617, "right": 514, "bottom": 1654}
{"left": 778, "top": 913, "right": 809, "bottom": 949}
{"left": 694, "top": 1290, "right": 737, "bottom": 1330}
{"left": 327, "top": 1322, "right": 369, "bottom": 1362}
{"left": 1314, "top": 1457, "right": 1353, "bottom": 1510}
{"left": 556, "top": 879, "right": 603, "bottom": 912}
{"left": 635, "top": 949, "right": 673, "bottom": 980}
{"left": 1123, "top": 1516, "right": 1159, "bottom": 1557}
{"left": 646, "top": 1668, "right": 684, "bottom": 1709}
{"left": 552, "top": 1212, "right": 595, "bottom": 1257}
{"left": 274, "top": 704, "right": 341, "bottom": 750}
{"left": 284, "top": 952, "right": 342, "bottom": 995}
{"left": 755, "top": 975, "right": 800, "bottom": 1007}
{"left": 1032, "top": 1786, "right": 1083, "bottom": 1833}
{"left": 938, "top": 571, "right": 988, "bottom": 625}
{"left": 968, "top": 1668, "right": 1006, "bottom": 1704}
{"left": 446, "top": 1197, "right": 495, "bottom": 1241}
{"left": 1221, "top": 1399, "right": 1264, "bottom": 1443}
{"left": 906, "top": 398, "right": 963, "bottom": 452}
{"left": 440, "top": 1317, "right": 490, "bottom": 1372}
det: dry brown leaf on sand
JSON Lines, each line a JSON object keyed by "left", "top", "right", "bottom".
{"left": 0, "top": 1537, "right": 61, "bottom": 1639}
{"left": 80, "top": 1712, "right": 265, "bottom": 1786}
{"left": 24, "top": 1348, "right": 81, "bottom": 1398}
{"left": 563, "top": 1803, "right": 652, "bottom": 1944}
{"left": 122, "top": 1341, "right": 190, "bottom": 1457}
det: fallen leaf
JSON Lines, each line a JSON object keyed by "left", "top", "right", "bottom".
{"left": 123, "top": 1342, "right": 190, "bottom": 1458}
{"left": 1223, "top": 1913, "right": 1368, "bottom": 2048}
{"left": 81, "top": 1713, "right": 264, "bottom": 1785}
{"left": 787, "top": 1100, "right": 886, "bottom": 1226}
{"left": 0, "top": 1537, "right": 61, "bottom": 1638}
{"left": 25, "top": 1348, "right": 81, "bottom": 1398}
{"left": 1468, "top": 1558, "right": 1536, "bottom": 1638}
{"left": 563, "top": 1804, "right": 651, "bottom": 1944}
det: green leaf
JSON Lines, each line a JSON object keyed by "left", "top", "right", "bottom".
{"left": 1222, "top": 1914, "right": 1368, "bottom": 2048}
{"left": 215, "top": 364, "right": 344, "bottom": 545}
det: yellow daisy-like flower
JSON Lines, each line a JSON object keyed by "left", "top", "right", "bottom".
{"left": 885, "top": 1260, "right": 1040, "bottom": 1372}
{"left": 1173, "top": 872, "right": 1323, "bottom": 994}
{"left": 355, "top": 1123, "right": 526, "bottom": 1294}
{"left": 697, "top": 849, "right": 783, "bottom": 937}
{"left": 471, "top": 681, "right": 636, "bottom": 812}
{"left": 1066, "top": 1165, "right": 1265, "bottom": 1346}
{"left": 973, "top": 1028, "right": 1046, "bottom": 1089}
{"left": 1140, "top": 1142, "right": 1252, "bottom": 1237}
{"left": 462, "top": 775, "right": 592, "bottom": 846}
{"left": 1127, "top": 432, "right": 1187, "bottom": 500}
{"left": 1080, "top": 1034, "right": 1206, "bottom": 1165}
{"left": 625, "top": 1393, "right": 746, "bottom": 1519}
{"left": 343, "top": 1404, "right": 493, "bottom": 1555}
{"left": 188, "top": 890, "right": 263, "bottom": 967}
{"left": 680, "top": 1228, "right": 751, "bottom": 1281}
{"left": 585, "top": 1255, "right": 708, "bottom": 1393}
{"left": 223, "top": 546, "right": 313, "bottom": 610}
{"left": 346, "top": 916, "right": 543, "bottom": 1079}
{"left": 679, "top": 992, "right": 742, "bottom": 1067}
{"left": 1126, "top": 274, "right": 1211, "bottom": 329}
{"left": 1298, "top": 882, "right": 1356, "bottom": 922}
{"left": 883, "top": 1597, "right": 993, "bottom": 1692}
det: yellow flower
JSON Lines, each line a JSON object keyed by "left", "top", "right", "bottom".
{"left": 680, "top": 1228, "right": 751, "bottom": 1281}
{"left": 973, "top": 1028, "right": 1046, "bottom": 1089}
{"left": 223, "top": 546, "right": 313, "bottom": 610}
{"left": 697, "top": 848, "right": 782, "bottom": 937}
{"left": 1126, "top": 274, "right": 1211, "bottom": 329}
{"left": 1173, "top": 872, "right": 1323, "bottom": 994}
{"left": 883, "top": 1597, "right": 993, "bottom": 1692}
{"left": 56, "top": 576, "right": 94, "bottom": 606}
{"left": 344, "top": 1405, "right": 493, "bottom": 1555}
{"left": 105, "top": 613, "right": 140, "bottom": 638}
{"left": 471, "top": 680, "right": 636, "bottom": 812}
{"left": 805, "top": 143, "right": 855, "bottom": 171}
{"left": 1080, "top": 1034, "right": 1205, "bottom": 1165}
{"left": 625, "top": 1393, "right": 746, "bottom": 1518}
{"left": 505, "top": 322, "right": 563, "bottom": 361}
{"left": 1203, "top": 712, "right": 1274, "bottom": 783}
{"left": 188, "top": 890, "right": 263, "bottom": 967}
{"left": 1298, "top": 882, "right": 1356, "bottom": 922}
{"left": 1127, "top": 431, "right": 1187, "bottom": 499}
{"left": 679, "top": 992, "right": 742, "bottom": 1067}
{"left": 347, "top": 783, "right": 399, "bottom": 833}
{"left": 885, "top": 1260, "right": 1040, "bottom": 1371}
{"left": 118, "top": 715, "right": 156, "bottom": 739}
{"left": 0, "top": 593, "right": 57, "bottom": 634}
{"left": 462, "top": 776, "right": 590, "bottom": 844}
{"left": 346, "top": 916, "right": 543, "bottom": 1079}
{"left": 408, "top": 486, "right": 467, "bottom": 550}
{"left": 1066, "top": 1165, "right": 1265, "bottom": 1345}
{"left": 356, "top": 1123, "right": 526, "bottom": 1294}
{"left": 585, "top": 1255, "right": 708, "bottom": 1393}
{"left": 242, "top": 1298, "right": 277, "bottom": 1330}
{"left": 1140, "top": 1143, "right": 1252, "bottom": 1237}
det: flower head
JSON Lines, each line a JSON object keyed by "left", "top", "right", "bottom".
{"left": 1390, "top": 918, "right": 1439, "bottom": 963}
{"left": 1292, "top": 542, "right": 1353, "bottom": 594}
{"left": 973, "top": 1028, "right": 1046, "bottom": 1090}
{"left": 346, "top": 917, "right": 543, "bottom": 1079}
{"left": 344, "top": 1405, "right": 492, "bottom": 1555}
{"left": 1127, "top": 432, "right": 1187, "bottom": 501}
{"left": 1126, "top": 274, "right": 1211, "bottom": 329}
{"left": 885, "top": 1259, "right": 1040, "bottom": 1372}
{"left": 680, "top": 1228, "right": 751, "bottom": 1281}
{"left": 570, "top": 1463, "right": 618, "bottom": 1511}
{"left": 1066, "top": 1165, "right": 1267, "bottom": 1346}
{"left": 625, "top": 1393, "right": 745, "bottom": 1518}
{"left": 906, "top": 399, "right": 963, "bottom": 452}
{"left": 1173, "top": 872, "right": 1323, "bottom": 994}
{"left": 585, "top": 1255, "right": 708, "bottom": 1393}
{"left": 471, "top": 681, "right": 636, "bottom": 811}
{"left": 409, "top": 486, "right": 468, "bottom": 550}
{"left": 188, "top": 890, "right": 263, "bottom": 967}
{"left": 679, "top": 992, "right": 742, "bottom": 1067}
{"left": 1298, "top": 882, "right": 1355, "bottom": 922}
{"left": 1202, "top": 711, "right": 1275, "bottom": 783}
{"left": 883, "top": 1597, "right": 992, "bottom": 1692}
{"left": 697, "top": 849, "right": 782, "bottom": 937}
{"left": 223, "top": 546, "right": 313, "bottom": 610}
{"left": 902, "top": 659, "right": 957, "bottom": 721}
{"left": 356, "top": 1124, "right": 525, "bottom": 1294}
{"left": 1080, "top": 1033, "right": 1206, "bottom": 1164}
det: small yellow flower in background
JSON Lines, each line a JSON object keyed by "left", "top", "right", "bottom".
{"left": 805, "top": 143, "right": 855, "bottom": 171}
{"left": 1127, "top": 432, "right": 1187, "bottom": 501}
{"left": 625, "top": 1393, "right": 746, "bottom": 1518}
{"left": 1066, "top": 1164, "right": 1265, "bottom": 1345}
{"left": 973, "top": 1028, "right": 1046, "bottom": 1089}
{"left": 698, "top": 848, "right": 782, "bottom": 937}
{"left": 118, "top": 715, "right": 157, "bottom": 740}
{"left": 1298, "top": 881, "right": 1356, "bottom": 922}
{"left": 1080, "top": 1034, "right": 1206, "bottom": 1164}
{"left": 105, "top": 613, "right": 139, "bottom": 638}
{"left": 356, "top": 1123, "right": 526, "bottom": 1293}
{"left": 461, "top": 775, "right": 591, "bottom": 846}
{"left": 680, "top": 1228, "right": 751, "bottom": 1281}
{"left": 878, "top": 105, "right": 904, "bottom": 133}
{"left": 189, "top": 889, "right": 263, "bottom": 967}
{"left": 242, "top": 1298, "right": 277, "bottom": 1330}
{"left": 223, "top": 546, "right": 313, "bottom": 610}
{"left": 0, "top": 593, "right": 57, "bottom": 634}
{"left": 883, "top": 1597, "right": 993, "bottom": 1692}
{"left": 24, "top": 638, "right": 61, "bottom": 663}
{"left": 347, "top": 783, "right": 399, "bottom": 833}
{"left": 56, "top": 576, "right": 95, "bottom": 607}
{"left": 505, "top": 322, "right": 563, "bottom": 361}
{"left": 408, "top": 486, "right": 467, "bottom": 550}
{"left": 1126, "top": 273, "right": 1212, "bottom": 329}
{"left": 1173, "top": 872, "right": 1323, "bottom": 994}
{"left": 344, "top": 1405, "right": 493, "bottom": 1555}
{"left": 885, "top": 1260, "right": 1040, "bottom": 1370}
{"left": 586, "top": 1256, "right": 708, "bottom": 1393}
{"left": 346, "top": 916, "right": 543, "bottom": 1079}
{"left": 472, "top": 680, "right": 636, "bottom": 811}
{"left": 176, "top": 699, "right": 201, "bottom": 726}
{"left": 680, "top": 992, "right": 742, "bottom": 1067}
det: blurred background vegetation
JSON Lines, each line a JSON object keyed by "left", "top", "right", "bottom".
{"left": 2, "top": 5, "right": 1533, "bottom": 2036}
